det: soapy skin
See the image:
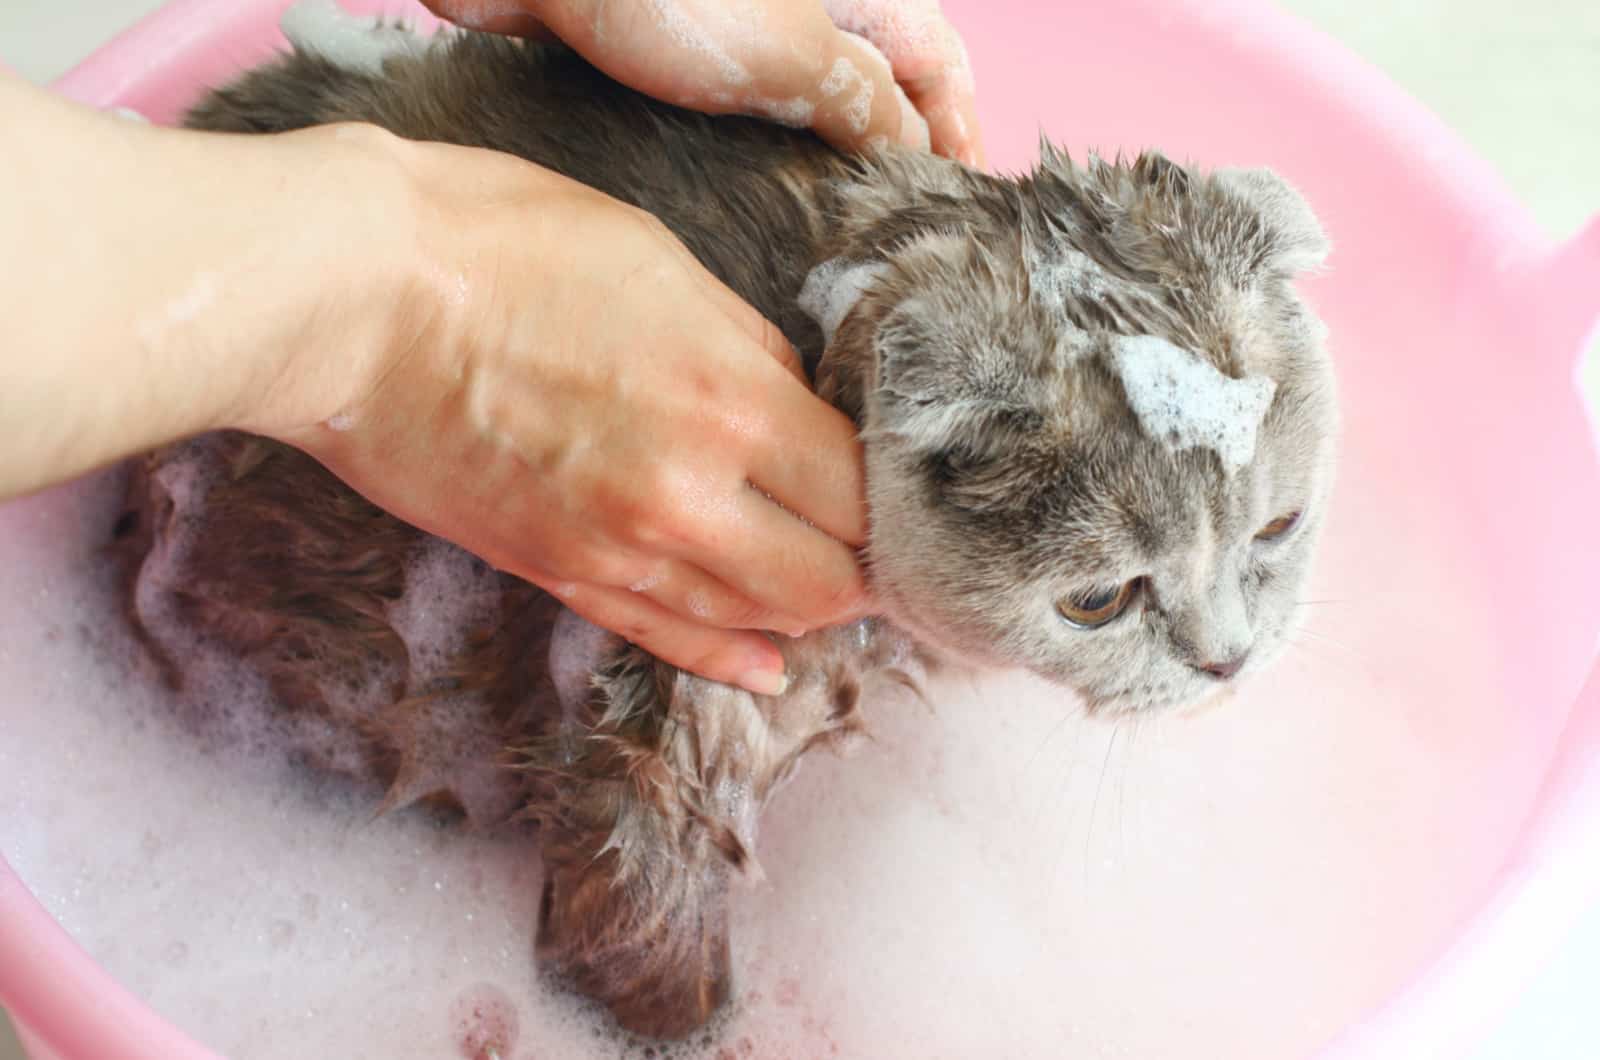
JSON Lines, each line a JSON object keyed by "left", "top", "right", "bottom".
{"left": 419, "top": 0, "right": 983, "bottom": 163}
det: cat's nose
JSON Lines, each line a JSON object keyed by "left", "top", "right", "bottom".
{"left": 1195, "top": 653, "right": 1249, "bottom": 681}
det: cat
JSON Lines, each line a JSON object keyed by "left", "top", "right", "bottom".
{"left": 116, "top": 6, "right": 1336, "bottom": 1040}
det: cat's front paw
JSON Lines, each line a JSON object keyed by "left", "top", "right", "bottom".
{"left": 536, "top": 841, "right": 732, "bottom": 1039}
{"left": 519, "top": 647, "right": 752, "bottom": 1037}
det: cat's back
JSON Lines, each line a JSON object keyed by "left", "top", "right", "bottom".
{"left": 186, "top": 33, "right": 846, "bottom": 341}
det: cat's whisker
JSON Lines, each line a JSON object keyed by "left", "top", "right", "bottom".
{"left": 1293, "top": 627, "right": 1363, "bottom": 658}
{"left": 1023, "top": 708, "right": 1082, "bottom": 838}
{"left": 1287, "top": 636, "right": 1340, "bottom": 661}
{"left": 1115, "top": 716, "right": 1142, "bottom": 864}
{"left": 1286, "top": 637, "right": 1358, "bottom": 674}
{"left": 1042, "top": 723, "right": 1087, "bottom": 907}
{"left": 1021, "top": 703, "right": 1076, "bottom": 783}
{"left": 1080, "top": 721, "right": 1122, "bottom": 889}
{"left": 1283, "top": 646, "right": 1320, "bottom": 675}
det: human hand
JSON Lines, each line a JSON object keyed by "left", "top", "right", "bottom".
{"left": 265, "top": 133, "right": 868, "bottom": 696}
{"left": 420, "top": 0, "right": 984, "bottom": 166}
{"left": 0, "top": 80, "right": 863, "bottom": 695}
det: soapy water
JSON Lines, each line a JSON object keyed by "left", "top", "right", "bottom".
{"left": 0, "top": 395, "right": 1557, "bottom": 1058}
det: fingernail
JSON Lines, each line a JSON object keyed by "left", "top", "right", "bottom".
{"left": 737, "top": 668, "right": 789, "bottom": 697}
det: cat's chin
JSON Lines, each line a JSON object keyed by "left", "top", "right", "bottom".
{"left": 1080, "top": 645, "right": 1280, "bottom": 718}
{"left": 1083, "top": 682, "right": 1229, "bottom": 720}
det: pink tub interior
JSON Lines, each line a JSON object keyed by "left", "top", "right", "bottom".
{"left": 3, "top": 1, "right": 1598, "bottom": 1057}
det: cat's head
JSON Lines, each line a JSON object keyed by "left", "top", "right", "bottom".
{"left": 805, "top": 147, "right": 1336, "bottom": 714}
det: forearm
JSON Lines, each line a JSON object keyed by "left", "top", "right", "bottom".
{"left": 0, "top": 73, "right": 407, "bottom": 498}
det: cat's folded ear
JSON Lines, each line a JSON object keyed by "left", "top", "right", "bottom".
{"left": 857, "top": 230, "right": 1066, "bottom": 459}
{"left": 1212, "top": 167, "right": 1331, "bottom": 276}
{"left": 870, "top": 309, "right": 1054, "bottom": 460}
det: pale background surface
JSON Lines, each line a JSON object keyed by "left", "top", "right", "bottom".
{"left": 1, "top": 2, "right": 1596, "bottom": 1057}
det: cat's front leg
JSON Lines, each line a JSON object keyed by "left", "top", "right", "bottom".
{"left": 521, "top": 642, "right": 769, "bottom": 1038}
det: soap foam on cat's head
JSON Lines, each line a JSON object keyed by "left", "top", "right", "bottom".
{"left": 1109, "top": 334, "right": 1277, "bottom": 475}
{"left": 1027, "top": 245, "right": 1113, "bottom": 311}
{"left": 798, "top": 257, "right": 889, "bottom": 346}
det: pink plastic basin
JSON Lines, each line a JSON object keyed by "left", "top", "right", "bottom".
{"left": 2, "top": 1, "right": 1598, "bottom": 1057}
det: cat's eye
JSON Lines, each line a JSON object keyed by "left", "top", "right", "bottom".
{"left": 1056, "top": 578, "right": 1142, "bottom": 630}
{"left": 1255, "top": 511, "right": 1303, "bottom": 542}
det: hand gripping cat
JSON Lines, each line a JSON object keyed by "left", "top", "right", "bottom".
{"left": 117, "top": 12, "right": 1335, "bottom": 1040}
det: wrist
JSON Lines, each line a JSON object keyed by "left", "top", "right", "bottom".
{"left": 221, "top": 121, "right": 423, "bottom": 442}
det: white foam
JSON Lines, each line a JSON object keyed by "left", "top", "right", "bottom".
{"left": 0, "top": 457, "right": 1558, "bottom": 1058}
{"left": 943, "top": 30, "right": 977, "bottom": 95}
{"left": 1033, "top": 248, "right": 1112, "bottom": 308}
{"left": 547, "top": 606, "right": 615, "bottom": 722}
{"left": 819, "top": 57, "right": 856, "bottom": 98}
{"left": 822, "top": 0, "right": 942, "bottom": 59}
{"left": 749, "top": 96, "right": 815, "bottom": 128}
{"left": 798, "top": 258, "right": 889, "bottom": 346}
{"left": 627, "top": 569, "right": 663, "bottom": 593}
{"left": 387, "top": 538, "right": 502, "bottom": 678}
{"left": 823, "top": 0, "right": 976, "bottom": 100}
{"left": 843, "top": 81, "right": 874, "bottom": 136}
{"left": 1110, "top": 334, "right": 1277, "bottom": 474}
{"left": 642, "top": 0, "right": 751, "bottom": 88}
{"left": 686, "top": 588, "right": 713, "bottom": 619}
{"left": 135, "top": 271, "right": 220, "bottom": 353}
{"left": 279, "top": 0, "right": 431, "bottom": 76}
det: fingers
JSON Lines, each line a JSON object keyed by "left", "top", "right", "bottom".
{"left": 620, "top": 202, "right": 807, "bottom": 381}
{"left": 819, "top": 4, "right": 984, "bottom": 167}
{"left": 743, "top": 382, "right": 868, "bottom": 548}
{"left": 804, "top": 29, "right": 929, "bottom": 155}
{"left": 628, "top": 558, "right": 812, "bottom": 637}
{"left": 416, "top": 0, "right": 552, "bottom": 38}
{"left": 655, "top": 224, "right": 868, "bottom": 551}
{"left": 680, "top": 484, "right": 869, "bottom": 630}
{"left": 622, "top": 253, "right": 870, "bottom": 621}
{"left": 898, "top": 34, "right": 985, "bottom": 167}
{"left": 658, "top": 230, "right": 808, "bottom": 384}
{"left": 556, "top": 580, "right": 790, "bottom": 695}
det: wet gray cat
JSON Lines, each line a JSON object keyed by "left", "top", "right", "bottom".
{"left": 118, "top": 9, "right": 1335, "bottom": 1041}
